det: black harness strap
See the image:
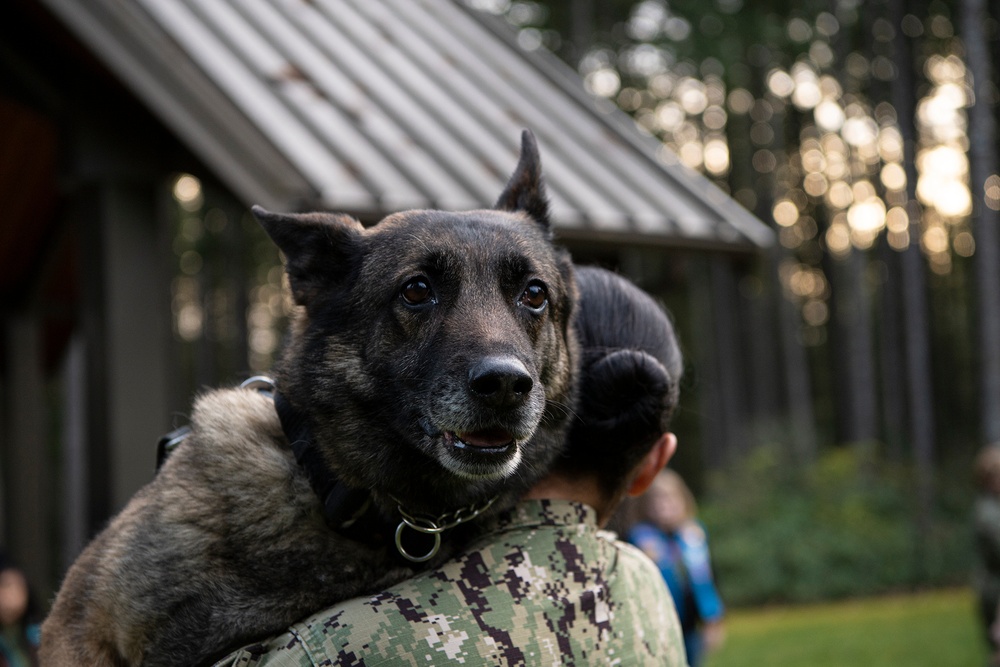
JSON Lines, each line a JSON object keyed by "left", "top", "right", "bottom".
{"left": 156, "top": 425, "right": 192, "bottom": 471}
{"left": 272, "top": 391, "right": 377, "bottom": 533}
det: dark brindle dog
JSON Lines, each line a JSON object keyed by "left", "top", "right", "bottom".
{"left": 41, "top": 131, "right": 577, "bottom": 666}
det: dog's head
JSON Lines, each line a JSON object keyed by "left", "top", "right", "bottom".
{"left": 255, "top": 131, "right": 577, "bottom": 514}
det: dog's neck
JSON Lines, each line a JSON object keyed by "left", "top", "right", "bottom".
{"left": 273, "top": 390, "right": 374, "bottom": 530}
{"left": 272, "top": 388, "right": 493, "bottom": 564}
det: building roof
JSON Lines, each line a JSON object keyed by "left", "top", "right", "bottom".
{"left": 40, "top": 0, "right": 773, "bottom": 251}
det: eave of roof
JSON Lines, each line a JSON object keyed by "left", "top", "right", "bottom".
{"left": 40, "top": 0, "right": 774, "bottom": 252}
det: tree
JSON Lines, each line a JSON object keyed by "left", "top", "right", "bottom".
{"left": 961, "top": 0, "right": 1000, "bottom": 445}
{"left": 495, "top": 0, "right": 984, "bottom": 473}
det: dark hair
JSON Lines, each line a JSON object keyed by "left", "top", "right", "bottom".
{"left": 554, "top": 266, "right": 683, "bottom": 499}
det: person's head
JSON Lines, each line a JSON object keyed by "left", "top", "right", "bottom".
{"left": 548, "top": 266, "right": 683, "bottom": 521}
{"left": 975, "top": 443, "right": 1000, "bottom": 496}
{"left": 0, "top": 555, "right": 30, "bottom": 628}
{"left": 642, "top": 468, "right": 697, "bottom": 532}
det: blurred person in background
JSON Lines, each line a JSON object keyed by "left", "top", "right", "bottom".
{"left": 973, "top": 443, "right": 1000, "bottom": 666}
{"left": 0, "top": 554, "right": 39, "bottom": 667}
{"left": 629, "top": 469, "right": 724, "bottom": 667}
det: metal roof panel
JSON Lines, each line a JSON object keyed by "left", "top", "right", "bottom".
{"left": 42, "top": 0, "right": 774, "bottom": 249}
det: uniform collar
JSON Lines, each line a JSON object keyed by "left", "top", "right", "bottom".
{"left": 491, "top": 498, "right": 598, "bottom": 532}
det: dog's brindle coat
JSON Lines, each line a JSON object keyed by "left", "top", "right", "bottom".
{"left": 40, "top": 132, "right": 577, "bottom": 666}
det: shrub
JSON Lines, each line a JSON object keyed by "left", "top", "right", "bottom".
{"left": 699, "top": 444, "right": 974, "bottom": 607}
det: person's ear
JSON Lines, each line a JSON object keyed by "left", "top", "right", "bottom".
{"left": 627, "top": 433, "right": 677, "bottom": 497}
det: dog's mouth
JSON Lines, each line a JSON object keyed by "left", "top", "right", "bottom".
{"left": 444, "top": 428, "right": 515, "bottom": 454}
{"left": 421, "top": 418, "right": 523, "bottom": 479}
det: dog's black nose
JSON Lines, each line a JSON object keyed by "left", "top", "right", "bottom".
{"left": 468, "top": 357, "right": 534, "bottom": 408}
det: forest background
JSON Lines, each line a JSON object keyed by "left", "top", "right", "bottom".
{"left": 160, "top": 0, "right": 998, "bottom": 606}
{"left": 461, "top": 0, "right": 998, "bottom": 605}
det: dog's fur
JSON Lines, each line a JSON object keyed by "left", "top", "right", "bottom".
{"left": 40, "top": 132, "right": 577, "bottom": 666}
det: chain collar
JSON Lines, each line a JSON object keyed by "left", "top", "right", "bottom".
{"left": 267, "top": 375, "right": 498, "bottom": 563}
{"left": 392, "top": 495, "right": 498, "bottom": 563}
{"left": 242, "top": 376, "right": 498, "bottom": 564}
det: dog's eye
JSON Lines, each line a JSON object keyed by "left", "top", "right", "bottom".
{"left": 401, "top": 278, "right": 435, "bottom": 306}
{"left": 519, "top": 280, "right": 548, "bottom": 311}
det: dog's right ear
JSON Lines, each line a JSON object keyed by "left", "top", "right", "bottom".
{"left": 494, "top": 130, "right": 551, "bottom": 237}
{"left": 252, "top": 205, "right": 363, "bottom": 307}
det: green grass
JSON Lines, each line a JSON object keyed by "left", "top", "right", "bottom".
{"left": 704, "top": 588, "right": 987, "bottom": 667}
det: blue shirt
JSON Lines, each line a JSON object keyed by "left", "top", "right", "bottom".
{"left": 628, "top": 521, "right": 724, "bottom": 630}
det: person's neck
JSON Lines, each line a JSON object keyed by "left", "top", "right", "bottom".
{"left": 522, "top": 473, "right": 610, "bottom": 525}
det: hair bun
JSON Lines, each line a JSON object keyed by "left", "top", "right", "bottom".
{"left": 576, "top": 348, "right": 675, "bottom": 442}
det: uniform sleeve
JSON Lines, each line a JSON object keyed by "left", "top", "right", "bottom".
{"left": 212, "top": 596, "right": 441, "bottom": 667}
{"left": 211, "top": 630, "right": 317, "bottom": 667}
{"left": 613, "top": 540, "right": 690, "bottom": 667}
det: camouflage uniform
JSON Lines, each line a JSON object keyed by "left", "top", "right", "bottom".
{"left": 216, "top": 499, "right": 688, "bottom": 667}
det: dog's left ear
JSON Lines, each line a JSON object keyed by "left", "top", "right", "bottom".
{"left": 494, "top": 129, "right": 551, "bottom": 236}
{"left": 252, "top": 205, "right": 363, "bottom": 308}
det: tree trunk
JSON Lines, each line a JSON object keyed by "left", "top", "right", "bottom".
{"left": 762, "top": 96, "right": 818, "bottom": 461}
{"left": 831, "top": 250, "right": 879, "bottom": 443}
{"left": 826, "top": 0, "right": 879, "bottom": 446}
{"left": 962, "top": 0, "right": 1000, "bottom": 445}
{"left": 890, "top": 0, "right": 936, "bottom": 579}
{"left": 876, "top": 243, "right": 908, "bottom": 461}
{"left": 771, "top": 244, "right": 818, "bottom": 463}
{"left": 710, "top": 256, "right": 749, "bottom": 461}
{"left": 689, "top": 256, "right": 728, "bottom": 469}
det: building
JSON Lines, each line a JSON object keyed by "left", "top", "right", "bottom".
{"left": 0, "top": 0, "right": 772, "bottom": 598}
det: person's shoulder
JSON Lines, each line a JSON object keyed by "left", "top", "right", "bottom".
{"left": 217, "top": 589, "right": 444, "bottom": 667}
{"left": 623, "top": 522, "right": 668, "bottom": 563}
{"left": 26, "top": 623, "right": 40, "bottom": 648}
{"left": 626, "top": 521, "right": 660, "bottom": 540}
{"left": 975, "top": 495, "right": 1000, "bottom": 526}
{"left": 600, "top": 536, "right": 688, "bottom": 666}
{"left": 625, "top": 521, "right": 668, "bottom": 549}
{"left": 976, "top": 494, "right": 1000, "bottom": 513}
{"left": 601, "top": 531, "right": 672, "bottom": 598}
{"left": 679, "top": 519, "right": 708, "bottom": 545}
{"left": 212, "top": 628, "right": 312, "bottom": 667}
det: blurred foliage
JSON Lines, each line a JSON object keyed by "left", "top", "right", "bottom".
{"left": 700, "top": 443, "right": 975, "bottom": 605}
{"left": 480, "top": 0, "right": 1000, "bottom": 457}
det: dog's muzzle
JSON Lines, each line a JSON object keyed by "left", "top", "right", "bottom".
{"left": 420, "top": 356, "right": 542, "bottom": 479}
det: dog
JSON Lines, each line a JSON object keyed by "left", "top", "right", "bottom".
{"left": 40, "top": 131, "right": 578, "bottom": 666}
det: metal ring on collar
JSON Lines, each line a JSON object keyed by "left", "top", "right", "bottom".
{"left": 240, "top": 376, "right": 276, "bottom": 393}
{"left": 394, "top": 521, "right": 442, "bottom": 563}
{"left": 390, "top": 495, "right": 498, "bottom": 562}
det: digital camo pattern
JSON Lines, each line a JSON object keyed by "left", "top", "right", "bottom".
{"left": 218, "top": 499, "right": 688, "bottom": 667}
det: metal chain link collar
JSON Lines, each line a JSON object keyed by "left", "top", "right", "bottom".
{"left": 392, "top": 495, "right": 498, "bottom": 563}
{"left": 243, "top": 375, "right": 498, "bottom": 564}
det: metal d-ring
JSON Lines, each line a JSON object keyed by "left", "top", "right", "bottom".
{"left": 392, "top": 495, "right": 497, "bottom": 563}
{"left": 394, "top": 521, "right": 442, "bottom": 563}
{"left": 240, "top": 375, "right": 276, "bottom": 395}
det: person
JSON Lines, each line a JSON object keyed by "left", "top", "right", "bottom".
{"left": 215, "top": 266, "right": 689, "bottom": 666}
{"left": 973, "top": 443, "right": 1000, "bottom": 665}
{"left": 628, "top": 469, "right": 724, "bottom": 667}
{"left": 0, "top": 554, "right": 39, "bottom": 667}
